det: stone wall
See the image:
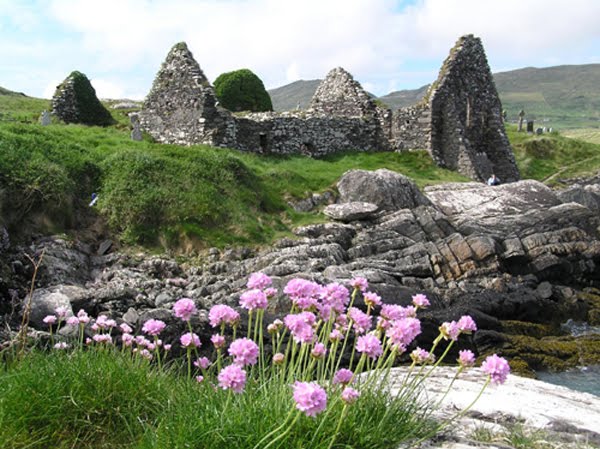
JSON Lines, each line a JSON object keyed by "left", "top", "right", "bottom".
{"left": 427, "top": 35, "right": 520, "bottom": 182}
{"left": 138, "top": 37, "right": 521, "bottom": 182}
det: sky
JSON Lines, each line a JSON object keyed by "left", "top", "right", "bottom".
{"left": 1, "top": 0, "right": 600, "bottom": 100}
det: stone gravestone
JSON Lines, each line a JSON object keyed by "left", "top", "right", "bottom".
{"left": 536, "top": 128, "right": 543, "bottom": 135}
{"left": 517, "top": 109, "right": 525, "bottom": 132}
{"left": 130, "top": 114, "right": 142, "bottom": 141}
{"left": 40, "top": 110, "right": 51, "bottom": 126}
{"left": 526, "top": 120, "right": 534, "bottom": 133}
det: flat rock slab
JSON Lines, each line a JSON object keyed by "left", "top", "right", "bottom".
{"left": 323, "top": 202, "right": 379, "bottom": 222}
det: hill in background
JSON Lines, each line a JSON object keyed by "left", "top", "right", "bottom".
{"left": 269, "top": 64, "right": 600, "bottom": 129}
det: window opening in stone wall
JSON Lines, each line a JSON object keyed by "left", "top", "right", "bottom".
{"left": 259, "top": 133, "right": 268, "bottom": 152}
{"left": 301, "top": 142, "right": 315, "bottom": 156}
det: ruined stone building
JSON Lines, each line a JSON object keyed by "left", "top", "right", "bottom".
{"left": 138, "top": 35, "right": 520, "bottom": 183}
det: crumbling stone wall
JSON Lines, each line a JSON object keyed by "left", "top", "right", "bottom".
{"left": 138, "top": 36, "right": 520, "bottom": 182}
{"left": 427, "top": 35, "right": 520, "bottom": 182}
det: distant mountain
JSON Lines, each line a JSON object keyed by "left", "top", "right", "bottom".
{"left": 269, "top": 64, "right": 600, "bottom": 128}
{"left": 269, "top": 79, "right": 321, "bottom": 112}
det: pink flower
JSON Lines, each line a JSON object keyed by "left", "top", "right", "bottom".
{"left": 180, "top": 332, "right": 202, "bottom": 348}
{"left": 247, "top": 272, "right": 272, "bottom": 290}
{"left": 348, "top": 307, "right": 372, "bottom": 334}
{"left": 76, "top": 309, "right": 90, "bottom": 324}
{"left": 163, "top": 344, "right": 172, "bottom": 351}
{"left": 119, "top": 323, "right": 133, "bottom": 334}
{"left": 293, "top": 381, "right": 327, "bottom": 417}
{"left": 267, "top": 319, "right": 283, "bottom": 334}
{"left": 196, "top": 375, "right": 204, "bottom": 383}
{"left": 96, "top": 315, "right": 117, "bottom": 330}
{"left": 458, "top": 349, "right": 476, "bottom": 368}
{"left": 341, "top": 387, "right": 360, "bottom": 404}
{"left": 239, "top": 289, "right": 268, "bottom": 311}
{"left": 211, "top": 334, "right": 226, "bottom": 349}
{"left": 386, "top": 317, "right": 421, "bottom": 350}
{"left": 264, "top": 287, "right": 278, "bottom": 299}
{"left": 173, "top": 298, "right": 197, "bottom": 321}
{"left": 440, "top": 321, "right": 460, "bottom": 341}
{"left": 363, "top": 292, "right": 382, "bottom": 308}
{"left": 142, "top": 319, "right": 166, "bottom": 336}
{"left": 194, "top": 357, "right": 212, "bottom": 370}
{"left": 135, "top": 335, "right": 151, "bottom": 347}
{"left": 43, "top": 315, "right": 57, "bottom": 325}
{"left": 218, "top": 364, "right": 247, "bottom": 393}
{"left": 208, "top": 305, "right": 240, "bottom": 328}
{"left": 311, "top": 342, "right": 327, "bottom": 359}
{"left": 410, "top": 347, "right": 434, "bottom": 364}
{"left": 138, "top": 349, "right": 153, "bottom": 360}
{"left": 284, "top": 312, "right": 316, "bottom": 344}
{"left": 481, "top": 354, "right": 510, "bottom": 385}
{"left": 350, "top": 277, "right": 368, "bottom": 292}
{"left": 457, "top": 315, "right": 477, "bottom": 334}
{"left": 329, "top": 329, "right": 344, "bottom": 342}
{"left": 55, "top": 306, "right": 69, "bottom": 318}
{"left": 93, "top": 334, "right": 113, "bottom": 344}
{"left": 333, "top": 368, "right": 354, "bottom": 385}
{"left": 122, "top": 333, "right": 134, "bottom": 346}
{"left": 412, "top": 293, "right": 430, "bottom": 308}
{"left": 53, "top": 342, "right": 69, "bottom": 349}
{"left": 228, "top": 338, "right": 259, "bottom": 366}
{"left": 272, "top": 353, "right": 285, "bottom": 365}
{"left": 284, "top": 278, "right": 322, "bottom": 310}
{"left": 355, "top": 334, "right": 383, "bottom": 359}
{"left": 320, "top": 283, "right": 350, "bottom": 316}
{"left": 66, "top": 316, "right": 80, "bottom": 327}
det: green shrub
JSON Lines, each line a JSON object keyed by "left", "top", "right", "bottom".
{"left": 213, "top": 69, "right": 273, "bottom": 112}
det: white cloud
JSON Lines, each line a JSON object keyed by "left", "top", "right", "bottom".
{"left": 3, "top": 0, "right": 600, "bottom": 98}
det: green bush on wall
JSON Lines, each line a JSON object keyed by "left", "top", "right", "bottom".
{"left": 213, "top": 69, "right": 273, "bottom": 112}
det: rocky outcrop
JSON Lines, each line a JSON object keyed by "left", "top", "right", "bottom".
{"left": 51, "top": 71, "right": 114, "bottom": 126}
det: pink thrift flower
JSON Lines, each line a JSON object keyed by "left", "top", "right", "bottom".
{"left": 348, "top": 307, "right": 372, "bottom": 334}
{"left": 55, "top": 306, "right": 69, "bottom": 318}
{"left": 341, "top": 387, "right": 361, "bottom": 404}
{"left": 284, "top": 278, "right": 322, "bottom": 310}
{"left": 122, "top": 333, "right": 134, "bottom": 346}
{"left": 136, "top": 335, "right": 151, "bottom": 347}
{"left": 410, "top": 347, "right": 434, "bottom": 364}
{"left": 218, "top": 364, "right": 247, "bottom": 393}
{"left": 458, "top": 349, "right": 476, "bottom": 368}
{"left": 163, "top": 344, "right": 172, "bottom": 351}
{"left": 481, "top": 354, "right": 510, "bottom": 385}
{"left": 363, "top": 292, "right": 382, "bottom": 308}
{"left": 43, "top": 315, "right": 57, "bottom": 325}
{"left": 457, "top": 315, "right": 477, "bottom": 334}
{"left": 119, "top": 323, "right": 133, "bottom": 334}
{"left": 412, "top": 293, "right": 430, "bottom": 308}
{"left": 333, "top": 368, "right": 354, "bottom": 385}
{"left": 142, "top": 319, "right": 166, "bottom": 336}
{"left": 196, "top": 375, "right": 204, "bottom": 383}
{"left": 293, "top": 381, "right": 327, "bottom": 417}
{"left": 173, "top": 298, "right": 197, "bottom": 321}
{"left": 272, "top": 353, "right": 285, "bottom": 365}
{"left": 350, "top": 277, "right": 368, "bottom": 292}
{"left": 139, "top": 349, "right": 153, "bottom": 360}
{"left": 386, "top": 317, "right": 421, "bottom": 350}
{"left": 247, "top": 272, "right": 272, "bottom": 290}
{"left": 264, "top": 287, "right": 278, "bottom": 299}
{"left": 440, "top": 321, "right": 460, "bottom": 341}
{"left": 267, "top": 319, "right": 283, "bottom": 334}
{"left": 355, "top": 334, "right": 383, "bottom": 359}
{"left": 76, "top": 309, "right": 90, "bottom": 324}
{"left": 96, "top": 315, "right": 117, "bottom": 330}
{"left": 228, "top": 338, "right": 259, "bottom": 366}
{"left": 329, "top": 329, "right": 344, "bottom": 342}
{"left": 194, "top": 357, "right": 212, "bottom": 370}
{"left": 284, "top": 312, "right": 316, "bottom": 344}
{"left": 53, "top": 342, "right": 69, "bottom": 350}
{"left": 66, "top": 316, "right": 80, "bottom": 327}
{"left": 211, "top": 334, "right": 226, "bottom": 349}
{"left": 311, "top": 342, "right": 327, "bottom": 359}
{"left": 239, "top": 289, "right": 268, "bottom": 311}
{"left": 208, "top": 304, "right": 240, "bottom": 328}
{"left": 93, "top": 334, "right": 113, "bottom": 344}
{"left": 320, "top": 282, "right": 350, "bottom": 316}
{"left": 180, "top": 332, "right": 202, "bottom": 348}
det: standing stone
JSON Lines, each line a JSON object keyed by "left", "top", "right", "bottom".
{"left": 518, "top": 109, "right": 525, "bottom": 132}
{"left": 527, "top": 120, "right": 534, "bottom": 133}
{"left": 130, "top": 114, "right": 142, "bottom": 141}
{"left": 39, "top": 110, "right": 51, "bottom": 126}
{"left": 426, "top": 34, "right": 520, "bottom": 183}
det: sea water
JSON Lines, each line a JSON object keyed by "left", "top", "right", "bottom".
{"left": 535, "top": 320, "right": 600, "bottom": 397}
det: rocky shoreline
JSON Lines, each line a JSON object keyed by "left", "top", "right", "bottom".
{"left": 2, "top": 171, "right": 600, "bottom": 375}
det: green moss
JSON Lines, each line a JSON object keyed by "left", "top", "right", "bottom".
{"left": 578, "top": 290, "right": 600, "bottom": 325}
{"left": 500, "top": 320, "right": 557, "bottom": 338}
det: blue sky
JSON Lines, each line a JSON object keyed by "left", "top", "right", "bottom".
{"left": 1, "top": 0, "right": 600, "bottom": 100}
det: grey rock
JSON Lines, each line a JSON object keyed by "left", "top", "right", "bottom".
{"left": 97, "top": 240, "right": 113, "bottom": 256}
{"left": 558, "top": 185, "right": 600, "bottom": 211}
{"left": 337, "top": 169, "right": 431, "bottom": 211}
{"left": 28, "top": 285, "right": 88, "bottom": 327}
{"left": 323, "top": 202, "right": 379, "bottom": 222}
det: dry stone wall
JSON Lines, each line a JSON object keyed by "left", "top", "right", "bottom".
{"left": 139, "top": 36, "right": 520, "bottom": 181}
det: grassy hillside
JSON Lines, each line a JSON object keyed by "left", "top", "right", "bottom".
{"left": 2, "top": 91, "right": 600, "bottom": 251}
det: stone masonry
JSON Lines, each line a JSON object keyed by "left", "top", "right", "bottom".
{"left": 139, "top": 36, "right": 520, "bottom": 182}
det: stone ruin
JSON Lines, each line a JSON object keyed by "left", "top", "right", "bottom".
{"left": 138, "top": 35, "right": 520, "bottom": 182}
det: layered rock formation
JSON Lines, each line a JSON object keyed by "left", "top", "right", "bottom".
{"left": 138, "top": 36, "right": 519, "bottom": 181}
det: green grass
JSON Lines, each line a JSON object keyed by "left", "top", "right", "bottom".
{"left": 0, "top": 349, "right": 433, "bottom": 449}
{"left": 562, "top": 128, "right": 600, "bottom": 145}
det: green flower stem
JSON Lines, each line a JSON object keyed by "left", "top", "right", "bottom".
{"left": 153, "top": 335, "right": 162, "bottom": 370}
{"left": 253, "top": 408, "right": 299, "bottom": 449}
{"left": 327, "top": 403, "right": 349, "bottom": 449}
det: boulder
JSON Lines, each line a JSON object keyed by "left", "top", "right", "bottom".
{"left": 323, "top": 202, "right": 379, "bottom": 222}
{"left": 337, "top": 169, "right": 431, "bottom": 211}
{"left": 28, "top": 285, "right": 89, "bottom": 327}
